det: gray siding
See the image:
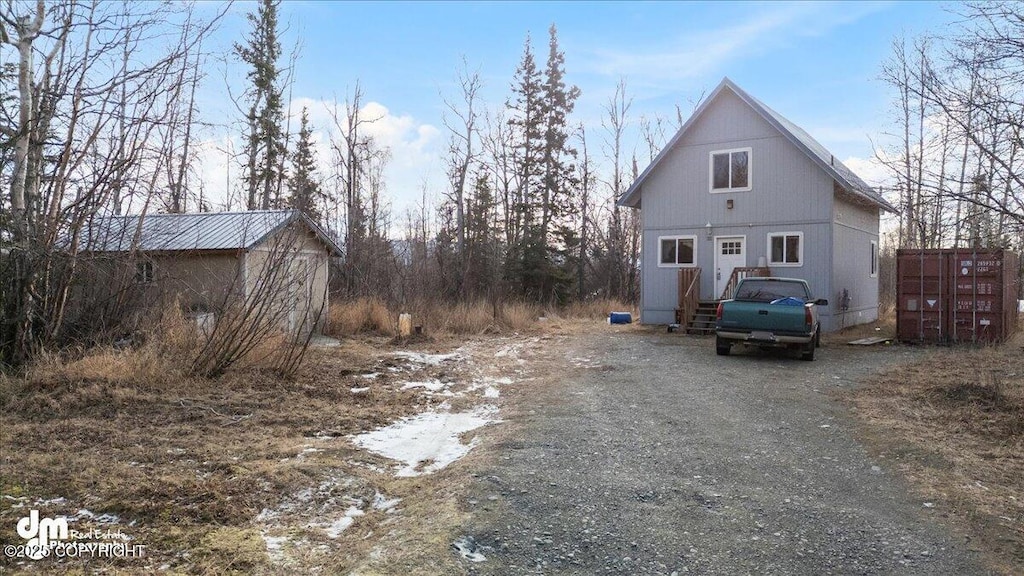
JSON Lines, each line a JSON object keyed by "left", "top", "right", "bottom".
{"left": 641, "top": 223, "right": 834, "bottom": 324}
{"left": 639, "top": 89, "right": 840, "bottom": 326}
{"left": 630, "top": 84, "right": 886, "bottom": 332}
{"left": 828, "top": 195, "right": 881, "bottom": 331}
{"left": 641, "top": 89, "right": 835, "bottom": 231}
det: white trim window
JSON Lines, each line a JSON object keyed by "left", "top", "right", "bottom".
{"left": 767, "top": 232, "right": 803, "bottom": 266}
{"left": 710, "top": 147, "right": 751, "bottom": 192}
{"left": 870, "top": 240, "right": 878, "bottom": 277}
{"left": 658, "top": 235, "right": 697, "bottom": 267}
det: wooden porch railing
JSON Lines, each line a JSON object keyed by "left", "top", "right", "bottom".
{"left": 676, "top": 268, "right": 701, "bottom": 325}
{"left": 718, "top": 266, "right": 771, "bottom": 300}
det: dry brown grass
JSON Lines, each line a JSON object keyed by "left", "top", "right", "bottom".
{"left": 845, "top": 333, "right": 1024, "bottom": 574}
{"left": 327, "top": 297, "right": 396, "bottom": 336}
{"left": 823, "top": 308, "right": 897, "bottom": 345}
{"left": 327, "top": 299, "right": 528, "bottom": 337}
{"left": 325, "top": 298, "right": 636, "bottom": 339}
{"left": 0, "top": 335, "right": 469, "bottom": 574}
{"left": 564, "top": 298, "right": 637, "bottom": 320}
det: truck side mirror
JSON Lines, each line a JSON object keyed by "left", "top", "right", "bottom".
{"left": 814, "top": 298, "right": 829, "bottom": 306}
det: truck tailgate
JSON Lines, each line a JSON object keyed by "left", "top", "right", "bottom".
{"left": 718, "top": 301, "right": 809, "bottom": 334}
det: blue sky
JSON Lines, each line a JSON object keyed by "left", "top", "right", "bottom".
{"left": 196, "top": 1, "right": 958, "bottom": 216}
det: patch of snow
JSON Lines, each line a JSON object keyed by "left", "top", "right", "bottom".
{"left": 347, "top": 459, "right": 388, "bottom": 474}
{"left": 350, "top": 387, "right": 371, "bottom": 394}
{"left": 494, "top": 345, "right": 519, "bottom": 358}
{"left": 392, "top": 351, "right": 461, "bottom": 366}
{"left": 296, "top": 447, "right": 322, "bottom": 460}
{"left": 351, "top": 405, "right": 498, "bottom": 477}
{"left": 256, "top": 476, "right": 352, "bottom": 525}
{"left": 262, "top": 533, "right": 289, "bottom": 563}
{"left": 359, "top": 372, "right": 380, "bottom": 379}
{"left": 324, "top": 505, "right": 365, "bottom": 538}
{"left": 400, "top": 379, "right": 448, "bottom": 392}
{"left": 372, "top": 492, "right": 401, "bottom": 512}
{"left": 453, "top": 535, "right": 487, "bottom": 562}
{"left": 70, "top": 509, "right": 120, "bottom": 524}
{"left": 460, "top": 376, "right": 512, "bottom": 396}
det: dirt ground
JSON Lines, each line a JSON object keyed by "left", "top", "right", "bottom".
{"left": 842, "top": 330, "right": 1024, "bottom": 575}
{"left": 0, "top": 326, "right": 568, "bottom": 575}
{"left": 458, "top": 326, "right": 993, "bottom": 575}
{"left": 1, "top": 318, "right": 1020, "bottom": 574}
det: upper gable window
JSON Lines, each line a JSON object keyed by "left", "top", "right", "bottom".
{"left": 710, "top": 147, "right": 751, "bottom": 192}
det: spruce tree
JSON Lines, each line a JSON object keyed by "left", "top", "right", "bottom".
{"left": 540, "top": 24, "right": 580, "bottom": 302}
{"left": 506, "top": 26, "right": 580, "bottom": 302}
{"left": 541, "top": 23, "right": 580, "bottom": 247}
{"left": 507, "top": 34, "right": 546, "bottom": 297}
{"left": 235, "top": 0, "right": 286, "bottom": 210}
{"left": 287, "top": 107, "right": 325, "bottom": 224}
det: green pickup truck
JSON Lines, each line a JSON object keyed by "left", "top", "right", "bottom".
{"left": 714, "top": 277, "right": 828, "bottom": 361}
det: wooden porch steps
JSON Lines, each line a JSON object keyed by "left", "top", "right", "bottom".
{"left": 686, "top": 300, "right": 719, "bottom": 335}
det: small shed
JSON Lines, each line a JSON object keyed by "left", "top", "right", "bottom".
{"left": 77, "top": 209, "right": 342, "bottom": 334}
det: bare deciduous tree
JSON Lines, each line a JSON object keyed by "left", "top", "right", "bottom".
{"left": 0, "top": 1, "right": 224, "bottom": 366}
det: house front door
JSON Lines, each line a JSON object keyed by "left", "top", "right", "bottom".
{"left": 714, "top": 236, "right": 746, "bottom": 298}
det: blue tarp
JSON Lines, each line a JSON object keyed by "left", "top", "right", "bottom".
{"left": 770, "top": 297, "right": 806, "bottom": 306}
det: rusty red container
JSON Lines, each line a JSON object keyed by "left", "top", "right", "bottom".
{"left": 897, "top": 249, "right": 1019, "bottom": 344}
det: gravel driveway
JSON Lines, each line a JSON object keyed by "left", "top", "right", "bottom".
{"left": 460, "top": 330, "right": 989, "bottom": 575}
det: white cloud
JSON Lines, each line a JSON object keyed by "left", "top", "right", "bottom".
{"left": 584, "top": 9, "right": 800, "bottom": 82}
{"left": 297, "top": 97, "right": 441, "bottom": 212}
{"left": 843, "top": 155, "right": 893, "bottom": 188}
{"left": 195, "top": 97, "right": 441, "bottom": 217}
{"left": 579, "top": 2, "right": 888, "bottom": 85}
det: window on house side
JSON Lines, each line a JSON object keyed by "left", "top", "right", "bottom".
{"left": 135, "top": 261, "right": 153, "bottom": 283}
{"left": 768, "top": 233, "right": 802, "bottom": 266}
{"left": 659, "top": 236, "right": 696, "bottom": 266}
{"left": 710, "top": 148, "right": 751, "bottom": 192}
{"left": 870, "top": 241, "right": 878, "bottom": 277}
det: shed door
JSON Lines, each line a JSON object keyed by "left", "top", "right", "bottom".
{"left": 714, "top": 237, "right": 746, "bottom": 297}
{"left": 289, "top": 257, "right": 310, "bottom": 333}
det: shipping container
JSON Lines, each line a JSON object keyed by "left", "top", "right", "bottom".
{"left": 896, "top": 249, "right": 1020, "bottom": 344}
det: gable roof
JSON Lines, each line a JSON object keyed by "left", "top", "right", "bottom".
{"left": 618, "top": 77, "right": 897, "bottom": 213}
{"left": 82, "top": 209, "right": 343, "bottom": 256}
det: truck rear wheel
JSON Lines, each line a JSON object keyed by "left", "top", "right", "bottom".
{"left": 716, "top": 337, "right": 731, "bottom": 356}
{"left": 800, "top": 339, "right": 815, "bottom": 361}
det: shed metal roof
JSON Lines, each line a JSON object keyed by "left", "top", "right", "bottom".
{"left": 618, "top": 78, "right": 897, "bottom": 213}
{"left": 82, "top": 209, "right": 343, "bottom": 256}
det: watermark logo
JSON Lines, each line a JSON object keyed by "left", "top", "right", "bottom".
{"left": 4, "top": 508, "right": 145, "bottom": 561}
{"left": 16, "top": 510, "right": 67, "bottom": 560}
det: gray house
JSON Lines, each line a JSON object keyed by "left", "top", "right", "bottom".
{"left": 618, "top": 78, "right": 896, "bottom": 332}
